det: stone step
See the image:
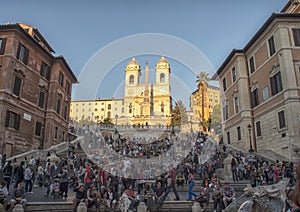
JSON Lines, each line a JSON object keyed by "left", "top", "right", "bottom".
{"left": 23, "top": 201, "right": 194, "bottom": 212}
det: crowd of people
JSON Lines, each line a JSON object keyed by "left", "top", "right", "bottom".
{"left": 0, "top": 124, "right": 299, "bottom": 212}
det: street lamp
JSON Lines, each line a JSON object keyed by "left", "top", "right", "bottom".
{"left": 247, "top": 124, "right": 254, "bottom": 153}
{"left": 190, "top": 115, "right": 193, "bottom": 133}
{"left": 115, "top": 114, "right": 118, "bottom": 127}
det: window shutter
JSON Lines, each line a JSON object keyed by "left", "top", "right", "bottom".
{"left": 15, "top": 114, "right": 21, "bottom": 130}
{"left": 270, "top": 77, "right": 276, "bottom": 95}
{"left": 277, "top": 72, "right": 282, "bottom": 92}
{"left": 5, "top": 111, "right": 10, "bottom": 127}
{"left": 0, "top": 38, "right": 7, "bottom": 54}
{"left": 23, "top": 47, "right": 29, "bottom": 65}
{"left": 46, "top": 66, "right": 51, "bottom": 80}
{"left": 293, "top": 29, "right": 300, "bottom": 46}
{"left": 16, "top": 43, "right": 21, "bottom": 59}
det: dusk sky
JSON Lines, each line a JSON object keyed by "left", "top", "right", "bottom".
{"left": 1, "top": 0, "right": 287, "bottom": 107}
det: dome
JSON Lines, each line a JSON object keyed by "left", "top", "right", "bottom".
{"left": 158, "top": 56, "right": 168, "bottom": 64}
{"left": 126, "top": 58, "right": 140, "bottom": 70}
{"left": 156, "top": 56, "right": 170, "bottom": 69}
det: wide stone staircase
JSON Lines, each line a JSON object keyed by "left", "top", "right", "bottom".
{"left": 5, "top": 133, "right": 253, "bottom": 212}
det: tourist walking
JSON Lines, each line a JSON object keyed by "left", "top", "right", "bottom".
{"left": 231, "top": 158, "right": 239, "bottom": 182}
{"left": 59, "top": 166, "right": 69, "bottom": 198}
{"left": 14, "top": 161, "right": 25, "bottom": 188}
{"left": 187, "top": 169, "right": 197, "bottom": 201}
{"left": 24, "top": 164, "right": 34, "bottom": 193}
{"left": 3, "top": 160, "right": 13, "bottom": 191}
{"left": 165, "top": 166, "right": 180, "bottom": 201}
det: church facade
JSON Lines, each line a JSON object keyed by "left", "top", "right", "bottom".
{"left": 70, "top": 56, "right": 172, "bottom": 127}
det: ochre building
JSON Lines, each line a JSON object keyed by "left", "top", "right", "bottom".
{"left": 190, "top": 85, "right": 220, "bottom": 131}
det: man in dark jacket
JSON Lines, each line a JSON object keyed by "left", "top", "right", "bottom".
{"left": 73, "top": 184, "right": 87, "bottom": 212}
{"left": 14, "top": 161, "right": 25, "bottom": 188}
{"left": 3, "top": 160, "right": 13, "bottom": 191}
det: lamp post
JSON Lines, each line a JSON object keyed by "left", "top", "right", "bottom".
{"left": 190, "top": 116, "right": 193, "bottom": 133}
{"left": 247, "top": 124, "right": 254, "bottom": 153}
{"left": 115, "top": 114, "right": 118, "bottom": 127}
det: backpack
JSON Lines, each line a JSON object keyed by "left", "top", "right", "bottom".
{"left": 89, "top": 168, "right": 95, "bottom": 179}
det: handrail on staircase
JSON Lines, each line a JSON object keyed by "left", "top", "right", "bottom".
{"left": 6, "top": 135, "right": 84, "bottom": 163}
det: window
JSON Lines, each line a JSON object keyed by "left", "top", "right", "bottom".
{"left": 234, "top": 96, "right": 239, "bottom": 113}
{"left": 107, "top": 111, "right": 111, "bottom": 118}
{"left": 129, "top": 103, "right": 132, "bottom": 113}
{"left": 63, "top": 105, "right": 68, "bottom": 120}
{"left": 59, "top": 72, "right": 64, "bottom": 87}
{"left": 262, "top": 86, "right": 269, "bottom": 101}
{"left": 65, "top": 81, "right": 70, "bottom": 95}
{"left": 223, "top": 100, "right": 228, "bottom": 121}
{"left": 237, "top": 127, "right": 241, "bottom": 141}
{"left": 17, "top": 43, "right": 29, "bottom": 65}
{"left": 40, "top": 62, "right": 50, "bottom": 80}
{"left": 129, "top": 75, "right": 134, "bottom": 84}
{"left": 101, "top": 108, "right": 104, "bottom": 111}
{"left": 270, "top": 72, "right": 282, "bottom": 95}
{"left": 62, "top": 131, "right": 65, "bottom": 142}
{"left": 95, "top": 108, "right": 98, "bottom": 112}
{"left": 54, "top": 126, "right": 58, "bottom": 139}
{"left": 122, "top": 108, "right": 124, "bottom": 113}
{"left": 161, "top": 102, "right": 164, "bottom": 113}
{"left": 160, "top": 73, "right": 165, "bottom": 83}
{"left": 56, "top": 98, "right": 61, "bottom": 114}
{"left": 293, "top": 28, "right": 300, "bottom": 46}
{"left": 222, "top": 77, "right": 227, "bottom": 91}
{"left": 13, "top": 76, "right": 22, "bottom": 96}
{"left": 256, "top": 121, "right": 261, "bottom": 137}
{"left": 251, "top": 88, "right": 259, "bottom": 108}
{"left": 0, "top": 38, "right": 7, "bottom": 55}
{"left": 268, "top": 36, "right": 276, "bottom": 56}
{"left": 278, "top": 110, "right": 286, "bottom": 129}
{"left": 5, "top": 110, "right": 20, "bottom": 130}
{"left": 249, "top": 56, "right": 255, "bottom": 74}
{"left": 35, "top": 121, "right": 42, "bottom": 136}
{"left": 227, "top": 131, "right": 231, "bottom": 144}
{"left": 38, "top": 91, "right": 45, "bottom": 108}
{"left": 232, "top": 67, "right": 236, "bottom": 82}
{"left": 108, "top": 104, "right": 111, "bottom": 110}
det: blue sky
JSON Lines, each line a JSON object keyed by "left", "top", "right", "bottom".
{"left": 1, "top": 0, "right": 287, "bottom": 107}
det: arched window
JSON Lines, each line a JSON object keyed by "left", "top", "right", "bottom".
{"left": 129, "top": 75, "right": 134, "bottom": 84}
{"left": 160, "top": 73, "right": 165, "bottom": 83}
{"left": 129, "top": 103, "right": 132, "bottom": 113}
{"left": 161, "top": 102, "right": 165, "bottom": 113}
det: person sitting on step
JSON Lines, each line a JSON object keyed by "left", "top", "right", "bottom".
{"left": 222, "top": 182, "right": 236, "bottom": 208}
{"left": 196, "top": 183, "right": 210, "bottom": 211}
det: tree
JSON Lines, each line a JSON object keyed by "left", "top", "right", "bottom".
{"left": 210, "top": 104, "right": 222, "bottom": 134}
{"left": 211, "top": 104, "right": 221, "bottom": 124}
{"left": 196, "top": 72, "right": 210, "bottom": 125}
{"left": 171, "top": 100, "right": 188, "bottom": 127}
{"left": 102, "top": 117, "right": 113, "bottom": 124}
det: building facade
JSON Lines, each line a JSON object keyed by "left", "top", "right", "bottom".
{"left": 70, "top": 57, "right": 172, "bottom": 127}
{"left": 0, "top": 23, "right": 77, "bottom": 156}
{"left": 213, "top": 5, "right": 300, "bottom": 161}
{"left": 190, "top": 85, "right": 220, "bottom": 131}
